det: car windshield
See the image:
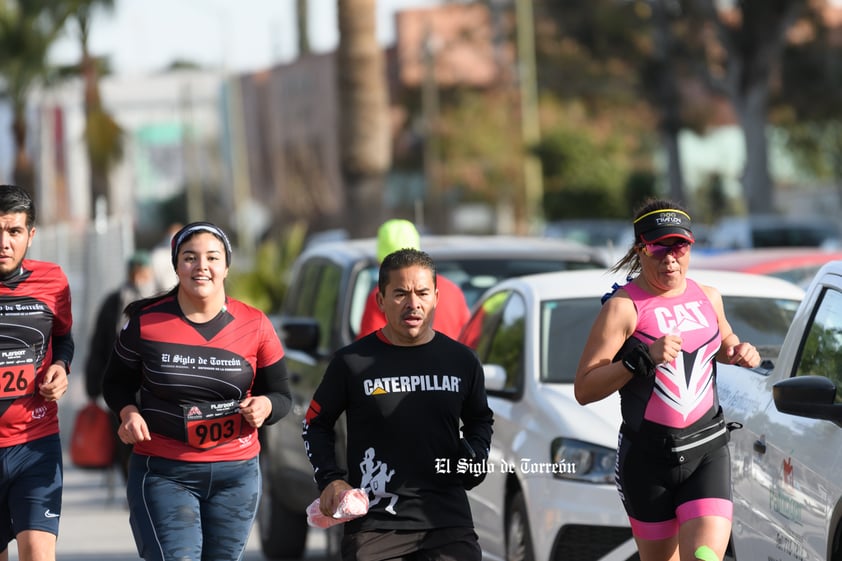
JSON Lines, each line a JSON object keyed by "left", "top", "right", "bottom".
{"left": 767, "top": 265, "right": 825, "bottom": 289}
{"left": 350, "top": 258, "right": 601, "bottom": 337}
{"left": 541, "top": 295, "right": 802, "bottom": 383}
{"left": 544, "top": 219, "right": 634, "bottom": 247}
{"left": 435, "top": 258, "right": 599, "bottom": 308}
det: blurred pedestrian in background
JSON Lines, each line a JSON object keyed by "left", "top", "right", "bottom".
{"left": 150, "top": 222, "right": 181, "bottom": 292}
{"left": 357, "top": 219, "right": 470, "bottom": 339}
{"left": 575, "top": 199, "right": 760, "bottom": 561}
{"left": 84, "top": 251, "right": 155, "bottom": 479}
{"left": 102, "top": 221, "right": 292, "bottom": 561}
{"left": 304, "top": 248, "right": 492, "bottom": 561}
{"left": 0, "top": 184, "right": 74, "bottom": 561}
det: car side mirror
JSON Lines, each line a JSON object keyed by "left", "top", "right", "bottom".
{"left": 483, "top": 364, "right": 507, "bottom": 392}
{"left": 279, "top": 317, "right": 320, "bottom": 353}
{"left": 773, "top": 375, "right": 842, "bottom": 425}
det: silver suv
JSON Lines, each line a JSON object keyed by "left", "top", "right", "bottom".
{"left": 256, "top": 235, "right": 608, "bottom": 560}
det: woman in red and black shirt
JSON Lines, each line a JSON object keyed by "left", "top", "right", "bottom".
{"left": 103, "top": 222, "right": 291, "bottom": 561}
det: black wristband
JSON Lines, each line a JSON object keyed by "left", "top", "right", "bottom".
{"left": 457, "top": 438, "right": 488, "bottom": 490}
{"left": 620, "top": 342, "right": 656, "bottom": 379}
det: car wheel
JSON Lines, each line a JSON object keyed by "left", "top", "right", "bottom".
{"left": 258, "top": 452, "right": 308, "bottom": 559}
{"left": 506, "top": 491, "right": 535, "bottom": 561}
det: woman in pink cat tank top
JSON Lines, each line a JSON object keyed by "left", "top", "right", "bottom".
{"left": 575, "top": 199, "right": 760, "bottom": 561}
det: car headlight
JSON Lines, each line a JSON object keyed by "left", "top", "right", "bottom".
{"left": 550, "top": 437, "right": 616, "bottom": 484}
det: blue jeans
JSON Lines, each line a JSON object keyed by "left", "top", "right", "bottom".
{"left": 126, "top": 453, "right": 260, "bottom": 561}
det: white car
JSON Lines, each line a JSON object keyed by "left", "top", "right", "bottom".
{"left": 718, "top": 260, "right": 842, "bottom": 561}
{"left": 458, "top": 268, "right": 804, "bottom": 561}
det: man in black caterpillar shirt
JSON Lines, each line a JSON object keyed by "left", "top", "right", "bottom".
{"left": 303, "top": 248, "right": 493, "bottom": 561}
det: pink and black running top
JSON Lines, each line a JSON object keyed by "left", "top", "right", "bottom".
{"left": 620, "top": 279, "right": 721, "bottom": 432}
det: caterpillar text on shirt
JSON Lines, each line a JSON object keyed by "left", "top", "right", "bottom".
{"left": 364, "top": 375, "right": 461, "bottom": 395}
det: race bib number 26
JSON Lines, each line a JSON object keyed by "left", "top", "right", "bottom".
{"left": 182, "top": 400, "right": 243, "bottom": 450}
{"left": 0, "top": 364, "right": 36, "bottom": 400}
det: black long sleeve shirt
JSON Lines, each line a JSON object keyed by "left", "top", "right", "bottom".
{"left": 302, "top": 331, "right": 494, "bottom": 532}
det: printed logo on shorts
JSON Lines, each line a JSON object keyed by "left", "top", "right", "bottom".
{"left": 44, "top": 510, "right": 59, "bottom": 518}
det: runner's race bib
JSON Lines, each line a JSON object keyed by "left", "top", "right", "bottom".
{"left": 182, "top": 400, "right": 243, "bottom": 449}
{"left": 0, "top": 349, "right": 38, "bottom": 400}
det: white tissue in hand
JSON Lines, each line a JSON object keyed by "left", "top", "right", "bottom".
{"left": 306, "top": 488, "right": 369, "bottom": 528}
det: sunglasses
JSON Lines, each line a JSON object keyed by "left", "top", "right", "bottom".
{"left": 639, "top": 241, "right": 692, "bottom": 260}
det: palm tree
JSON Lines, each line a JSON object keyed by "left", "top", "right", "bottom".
{"left": 297, "top": 0, "right": 310, "bottom": 55}
{"left": 67, "top": 0, "right": 122, "bottom": 218}
{"left": 336, "top": 0, "right": 391, "bottom": 237}
{"left": 0, "top": 1, "right": 71, "bottom": 196}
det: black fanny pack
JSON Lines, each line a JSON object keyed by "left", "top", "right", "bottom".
{"left": 621, "top": 408, "right": 739, "bottom": 465}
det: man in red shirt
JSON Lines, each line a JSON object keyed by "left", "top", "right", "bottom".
{"left": 0, "top": 185, "right": 74, "bottom": 561}
{"left": 357, "top": 220, "right": 470, "bottom": 340}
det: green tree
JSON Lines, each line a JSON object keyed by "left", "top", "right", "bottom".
{"left": 535, "top": 99, "right": 645, "bottom": 220}
{"left": 0, "top": 1, "right": 71, "bottom": 194}
{"left": 226, "top": 221, "right": 308, "bottom": 313}
{"left": 696, "top": 0, "right": 807, "bottom": 214}
{"left": 530, "top": 0, "right": 690, "bottom": 210}
{"left": 435, "top": 89, "right": 525, "bottom": 218}
{"left": 529, "top": 0, "right": 816, "bottom": 217}
{"left": 771, "top": 6, "right": 842, "bottom": 211}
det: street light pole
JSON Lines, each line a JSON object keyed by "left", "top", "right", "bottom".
{"left": 180, "top": 83, "right": 205, "bottom": 224}
{"left": 422, "top": 24, "right": 443, "bottom": 233}
{"left": 515, "top": 0, "right": 544, "bottom": 232}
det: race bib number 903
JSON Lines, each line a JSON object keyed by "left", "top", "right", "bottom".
{"left": 182, "top": 400, "right": 243, "bottom": 449}
{"left": 0, "top": 364, "right": 36, "bottom": 400}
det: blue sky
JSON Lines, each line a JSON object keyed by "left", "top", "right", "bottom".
{"left": 48, "top": 0, "right": 443, "bottom": 75}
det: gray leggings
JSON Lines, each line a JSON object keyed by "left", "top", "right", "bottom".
{"left": 126, "top": 453, "right": 260, "bottom": 561}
